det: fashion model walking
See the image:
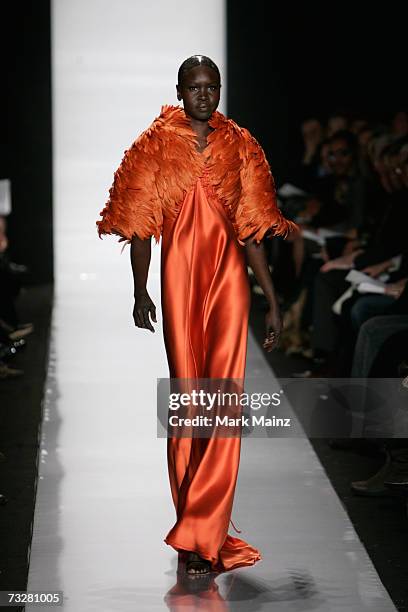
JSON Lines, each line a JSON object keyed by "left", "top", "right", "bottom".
{"left": 97, "top": 55, "right": 296, "bottom": 576}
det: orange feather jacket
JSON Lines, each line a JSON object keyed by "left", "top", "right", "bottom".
{"left": 96, "top": 105, "right": 297, "bottom": 248}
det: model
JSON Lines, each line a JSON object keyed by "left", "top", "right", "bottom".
{"left": 96, "top": 55, "right": 296, "bottom": 576}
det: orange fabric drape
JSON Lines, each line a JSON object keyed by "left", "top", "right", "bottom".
{"left": 161, "top": 169, "right": 261, "bottom": 572}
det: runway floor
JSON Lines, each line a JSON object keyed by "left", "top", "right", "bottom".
{"left": 26, "top": 308, "right": 397, "bottom": 610}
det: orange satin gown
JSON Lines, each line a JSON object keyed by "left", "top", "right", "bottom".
{"left": 161, "top": 166, "right": 262, "bottom": 572}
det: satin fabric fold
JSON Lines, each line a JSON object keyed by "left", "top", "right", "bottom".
{"left": 162, "top": 168, "right": 262, "bottom": 572}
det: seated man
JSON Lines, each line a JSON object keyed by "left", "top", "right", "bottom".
{"left": 350, "top": 300, "right": 408, "bottom": 496}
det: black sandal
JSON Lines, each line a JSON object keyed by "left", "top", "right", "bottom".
{"left": 186, "top": 552, "right": 211, "bottom": 575}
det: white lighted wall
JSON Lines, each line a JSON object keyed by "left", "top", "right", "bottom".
{"left": 27, "top": 2, "right": 226, "bottom": 609}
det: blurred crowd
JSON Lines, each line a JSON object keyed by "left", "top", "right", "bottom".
{"left": 262, "top": 110, "right": 408, "bottom": 504}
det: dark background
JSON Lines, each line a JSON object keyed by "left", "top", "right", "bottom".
{"left": 1, "top": 2, "right": 407, "bottom": 284}
{"left": 227, "top": 2, "right": 407, "bottom": 184}
{"left": 1, "top": 2, "right": 53, "bottom": 284}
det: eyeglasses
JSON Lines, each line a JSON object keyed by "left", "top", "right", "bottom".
{"left": 328, "top": 148, "right": 352, "bottom": 161}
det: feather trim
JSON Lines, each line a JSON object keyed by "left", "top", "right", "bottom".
{"left": 204, "top": 115, "right": 298, "bottom": 244}
{"left": 96, "top": 105, "right": 297, "bottom": 248}
{"left": 96, "top": 105, "right": 205, "bottom": 246}
{"left": 235, "top": 128, "right": 298, "bottom": 243}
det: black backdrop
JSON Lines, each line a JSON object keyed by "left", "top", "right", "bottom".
{"left": 2, "top": 2, "right": 53, "bottom": 284}
{"left": 1, "top": 3, "right": 406, "bottom": 284}
{"left": 227, "top": 2, "right": 407, "bottom": 184}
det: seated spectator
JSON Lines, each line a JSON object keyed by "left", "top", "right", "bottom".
{"left": 350, "top": 305, "right": 408, "bottom": 496}
{"left": 310, "top": 130, "right": 367, "bottom": 237}
{"left": 326, "top": 250, "right": 407, "bottom": 373}
{"left": 293, "top": 118, "right": 326, "bottom": 191}
{"left": 290, "top": 130, "right": 368, "bottom": 269}
{"left": 352, "top": 293, "right": 408, "bottom": 379}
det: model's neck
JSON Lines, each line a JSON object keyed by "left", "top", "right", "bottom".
{"left": 187, "top": 115, "right": 213, "bottom": 138}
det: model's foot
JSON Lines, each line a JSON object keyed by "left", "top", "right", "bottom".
{"left": 186, "top": 552, "right": 211, "bottom": 575}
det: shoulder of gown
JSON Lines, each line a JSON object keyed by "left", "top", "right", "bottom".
{"left": 208, "top": 113, "right": 299, "bottom": 243}
{"left": 95, "top": 111, "right": 166, "bottom": 246}
{"left": 95, "top": 105, "right": 204, "bottom": 248}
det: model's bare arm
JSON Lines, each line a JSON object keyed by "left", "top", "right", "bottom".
{"left": 130, "top": 235, "right": 156, "bottom": 332}
{"left": 244, "top": 238, "right": 282, "bottom": 351}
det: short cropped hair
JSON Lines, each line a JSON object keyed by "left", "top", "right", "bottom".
{"left": 177, "top": 55, "right": 220, "bottom": 86}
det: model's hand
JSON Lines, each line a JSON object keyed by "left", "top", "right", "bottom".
{"left": 133, "top": 290, "right": 157, "bottom": 332}
{"left": 263, "top": 306, "right": 282, "bottom": 352}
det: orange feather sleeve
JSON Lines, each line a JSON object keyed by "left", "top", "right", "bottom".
{"left": 236, "top": 129, "right": 298, "bottom": 243}
{"left": 96, "top": 125, "right": 163, "bottom": 247}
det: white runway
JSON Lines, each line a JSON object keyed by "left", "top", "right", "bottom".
{"left": 26, "top": 1, "right": 396, "bottom": 610}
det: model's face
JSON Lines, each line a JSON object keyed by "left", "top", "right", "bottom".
{"left": 177, "top": 65, "right": 220, "bottom": 121}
